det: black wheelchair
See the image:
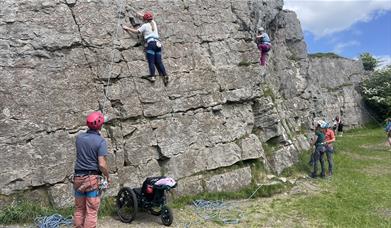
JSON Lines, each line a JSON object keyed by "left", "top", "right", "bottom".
{"left": 116, "top": 176, "right": 177, "bottom": 226}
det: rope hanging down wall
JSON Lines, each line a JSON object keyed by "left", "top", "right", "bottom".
{"left": 100, "top": 0, "right": 125, "bottom": 115}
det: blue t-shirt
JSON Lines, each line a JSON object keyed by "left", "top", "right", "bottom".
{"left": 259, "top": 32, "right": 271, "bottom": 45}
{"left": 74, "top": 130, "right": 108, "bottom": 171}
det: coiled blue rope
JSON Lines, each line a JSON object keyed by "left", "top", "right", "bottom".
{"left": 35, "top": 214, "right": 73, "bottom": 228}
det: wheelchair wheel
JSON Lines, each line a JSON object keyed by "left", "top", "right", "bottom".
{"left": 116, "top": 187, "right": 138, "bottom": 223}
{"left": 160, "top": 205, "right": 173, "bottom": 226}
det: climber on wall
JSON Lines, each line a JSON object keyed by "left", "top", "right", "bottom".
{"left": 73, "top": 111, "right": 110, "bottom": 228}
{"left": 122, "top": 11, "right": 169, "bottom": 86}
{"left": 256, "top": 27, "right": 271, "bottom": 66}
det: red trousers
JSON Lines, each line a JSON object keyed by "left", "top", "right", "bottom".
{"left": 73, "top": 175, "right": 101, "bottom": 228}
{"left": 258, "top": 43, "right": 271, "bottom": 66}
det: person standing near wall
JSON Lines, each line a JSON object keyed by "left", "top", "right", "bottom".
{"left": 385, "top": 118, "right": 391, "bottom": 150}
{"left": 310, "top": 121, "right": 327, "bottom": 178}
{"left": 333, "top": 115, "right": 344, "bottom": 137}
{"left": 73, "top": 111, "right": 110, "bottom": 228}
{"left": 323, "top": 124, "right": 336, "bottom": 176}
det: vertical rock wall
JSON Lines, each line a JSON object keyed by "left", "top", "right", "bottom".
{"left": 0, "top": 0, "right": 369, "bottom": 207}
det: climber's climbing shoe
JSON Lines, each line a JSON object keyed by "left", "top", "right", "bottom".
{"left": 141, "top": 75, "right": 156, "bottom": 82}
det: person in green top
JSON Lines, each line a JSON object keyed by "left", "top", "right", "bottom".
{"left": 310, "top": 121, "right": 327, "bottom": 178}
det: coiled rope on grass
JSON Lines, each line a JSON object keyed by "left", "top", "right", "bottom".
{"left": 191, "top": 199, "right": 242, "bottom": 225}
{"left": 185, "top": 184, "right": 267, "bottom": 226}
{"left": 35, "top": 214, "right": 73, "bottom": 228}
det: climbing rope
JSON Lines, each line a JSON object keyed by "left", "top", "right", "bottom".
{"left": 191, "top": 199, "right": 243, "bottom": 225}
{"left": 100, "top": 0, "right": 125, "bottom": 115}
{"left": 35, "top": 214, "right": 73, "bottom": 228}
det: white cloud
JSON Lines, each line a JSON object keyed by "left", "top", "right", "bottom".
{"left": 333, "top": 40, "right": 360, "bottom": 54}
{"left": 284, "top": 0, "right": 391, "bottom": 38}
{"left": 375, "top": 55, "right": 391, "bottom": 69}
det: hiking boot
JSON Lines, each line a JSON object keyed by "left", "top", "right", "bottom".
{"left": 320, "top": 173, "right": 326, "bottom": 178}
{"left": 163, "top": 75, "right": 169, "bottom": 86}
{"left": 310, "top": 173, "right": 317, "bottom": 178}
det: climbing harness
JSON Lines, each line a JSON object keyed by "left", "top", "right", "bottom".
{"left": 35, "top": 214, "right": 73, "bottom": 228}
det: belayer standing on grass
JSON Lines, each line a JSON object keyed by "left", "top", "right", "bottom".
{"left": 122, "top": 11, "right": 169, "bottom": 86}
{"left": 310, "top": 121, "right": 327, "bottom": 178}
{"left": 73, "top": 112, "right": 110, "bottom": 228}
{"left": 385, "top": 118, "right": 391, "bottom": 150}
{"left": 256, "top": 27, "right": 271, "bottom": 66}
{"left": 322, "top": 123, "right": 336, "bottom": 176}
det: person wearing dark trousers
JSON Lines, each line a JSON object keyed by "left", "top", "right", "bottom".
{"left": 385, "top": 118, "right": 391, "bottom": 150}
{"left": 146, "top": 40, "right": 167, "bottom": 81}
{"left": 123, "top": 11, "right": 168, "bottom": 86}
{"left": 310, "top": 122, "right": 327, "bottom": 178}
{"left": 333, "top": 115, "right": 344, "bottom": 137}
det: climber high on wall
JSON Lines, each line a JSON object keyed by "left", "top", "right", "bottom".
{"left": 122, "top": 11, "right": 169, "bottom": 86}
{"left": 256, "top": 27, "right": 271, "bottom": 67}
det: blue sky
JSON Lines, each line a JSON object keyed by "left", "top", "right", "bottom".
{"left": 284, "top": 0, "right": 391, "bottom": 67}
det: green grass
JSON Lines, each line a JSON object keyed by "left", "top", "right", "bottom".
{"left": 2, "top": 126, "right": 390, "bottom": 227}
{"left": 0, "top": 196, "right": 116, "bottom": 225}
{"left": 280, "top": 150, "right": 312, "bottom": 177}
{"left": 171, "top": 182, "right": 290, "bottom": 209}
{"left": 271, "top": 126, "right": 391, "bottom": 227}
{"left": 262, "top": 86, "right": 276, "bottom": 102}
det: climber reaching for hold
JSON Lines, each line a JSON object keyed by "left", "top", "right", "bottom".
{"left": 256, "top": 27, "right": 271, "bottom": 66}
{"left": 122, "top": 11, "right": 169, "bottom": 86}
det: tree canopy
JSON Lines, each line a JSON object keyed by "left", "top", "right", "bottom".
{"left": 361, "top": 66, "right": 391, "bottom": 119}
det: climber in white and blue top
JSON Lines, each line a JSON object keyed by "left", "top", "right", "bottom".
{"left": 123, "top": 11, "right": 168, "bottom": 85}
{"left": 256, "top": 27, "right": 272, "bottom": 66}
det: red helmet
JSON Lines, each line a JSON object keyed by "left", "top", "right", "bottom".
{"left": 143, "top": 11, "right": 153, "bottom": 21}
{"left": 86, "top": 111, "right": 105, "bottom": 130}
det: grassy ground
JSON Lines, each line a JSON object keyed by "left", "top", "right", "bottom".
{"left": 1, "top": 126, "right": 390, "bottom": 227}
{"left": 269, "top": 126, "right": 391, "bottom": 227}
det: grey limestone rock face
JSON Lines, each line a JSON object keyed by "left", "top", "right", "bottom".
{"left": 205, "top": 166, "right": 252, "bottom": 193}
{"left": 0, "top": 0, "right": 370, "bottom": 206}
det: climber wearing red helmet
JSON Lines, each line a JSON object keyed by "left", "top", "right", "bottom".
{"left": 73, "top": 111, "right": 110, "bottom": 228}
{"left": 122, "top": 11, "right": 169, "bottom": 86}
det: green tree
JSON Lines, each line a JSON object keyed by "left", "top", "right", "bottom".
{"left": 361, "top": 66, "right": 391, "bottom": 119}
{"left": 360, "top": 52, "right": 378, "bottom": 71}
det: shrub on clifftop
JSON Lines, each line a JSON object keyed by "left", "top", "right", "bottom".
{"left": 360, "top": 52, "right": 378, "bottom": 71}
